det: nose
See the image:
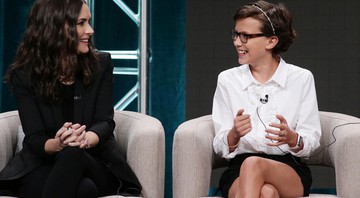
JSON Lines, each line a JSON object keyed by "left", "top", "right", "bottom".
{"left": 86, "top": 24, "right": 94, "bottom": 35}
{"left": 233, "top": 36, "right": 243, "bottom": 46}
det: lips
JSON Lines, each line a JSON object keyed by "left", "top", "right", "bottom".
{"left": 79, "top": 38, "right": 89, "bottom": 43}
{"left": 238, "top": 49, "right": 248, "bottom": 54}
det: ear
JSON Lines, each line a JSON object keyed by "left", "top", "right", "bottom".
{"left": 265, "top": 36, "right": 279, "bottom": 50}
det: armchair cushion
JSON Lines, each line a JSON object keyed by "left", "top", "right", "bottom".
{"left": 173, "top": 111, "right": 360, "bottom": 198}
{"left": 0, "top": 110, "right": 165, "bottom": 198}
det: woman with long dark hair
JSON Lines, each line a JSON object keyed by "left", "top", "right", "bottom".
{"left": 0, "top": 0, "right": 141, "bottom": 197}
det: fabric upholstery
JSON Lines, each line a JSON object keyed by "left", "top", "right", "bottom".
{"left": 173, "top": 111, "right": 360, "bottom": 198}
{"left": 0, "top": 110, "right": 165, "bottom": 198}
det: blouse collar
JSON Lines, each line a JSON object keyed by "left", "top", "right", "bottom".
{"left": 241, "top": 58, "right": 288, "bottom": 90}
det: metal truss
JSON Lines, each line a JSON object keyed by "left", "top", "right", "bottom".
{"left": 88, "top": 0, "right": 148, "bottom": 114}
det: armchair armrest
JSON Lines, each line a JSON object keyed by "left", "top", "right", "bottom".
{"left": 314, "top": 111, "right": 360, "bottom": 197}
{"left": 0, "top": 111, "right": 21, "bottom": 171}
{"left": 173, "top": 115, "right": 225, "bottom": 198}
{"left": 113, "top": 110, "right": 165, "bottom": 198}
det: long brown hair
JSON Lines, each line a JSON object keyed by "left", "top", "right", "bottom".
{"left": 5, "top": 0, "right": 99, "bottom": 102}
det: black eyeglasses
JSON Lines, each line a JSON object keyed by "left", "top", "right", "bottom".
{"left": 231, "top": 30, "right": 265, "bottom": 43}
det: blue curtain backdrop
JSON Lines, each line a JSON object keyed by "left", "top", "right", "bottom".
{"left": 0, "top": 0, "right": 3, "bottom": 107}
{"left": 150, "top": 1, "right": 185, "bottom": 198}
{"left": 0, "top": 0, "right": 34, "bottom": 111}
{"left": 0, "top": 1, "right": 185, "bottom": 198}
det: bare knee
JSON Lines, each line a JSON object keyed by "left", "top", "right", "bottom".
{"left": 240, "top": 156, "right": 267, "bottom": 173}
{"left": 260, "top": 184, "right": 279, "bottom": 198}
{"left": 228, "top": 177, "right": 239, "bottom": 198}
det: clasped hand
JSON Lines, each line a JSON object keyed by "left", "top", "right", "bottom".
{"left": 46, "top": 122, "right": 99, "bottom": 154}
{"left": 55, "top": 122, "right": 88, "bottom": 148}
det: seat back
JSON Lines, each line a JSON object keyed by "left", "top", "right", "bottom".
{"left": 307, "top": 111, "right": 360, "bottom": 167}
{"left": 0, "top": 111, "right": 21, "bottom": 171}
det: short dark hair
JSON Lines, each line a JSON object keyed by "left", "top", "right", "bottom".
{"left": 234, "top": 0, "right": 297, "bottom": 55}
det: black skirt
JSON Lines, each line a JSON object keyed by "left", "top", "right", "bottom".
{"left": 218, "top": 153, "right": 312, "bottom": 198}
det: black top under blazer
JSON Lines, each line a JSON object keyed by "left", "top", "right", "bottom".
{"left": 0, "top": 52, "right": 142, "bottom": 195}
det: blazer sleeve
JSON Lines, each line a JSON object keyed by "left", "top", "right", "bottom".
{"left": 11, "top": 69, "right": 50, "bottom": 158}
{"left": 86, "top": 52, "right": 116, "bottom": 147}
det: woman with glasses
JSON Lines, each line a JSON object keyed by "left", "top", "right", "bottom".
{"left": 0, "top": 0, "right": 141, "bottom": 197}
{"left": 212, "top": 1, "right": 321, "bottom": 197}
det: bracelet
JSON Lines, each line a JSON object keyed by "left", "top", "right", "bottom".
{"left": 290, "top": 133, "right": 303, "bottom": 150}
{"left": 223, "top": 132, "right": 240, "bottom": 148}
{"left": 228, "top": 140, "right": 240, "bottom": 148}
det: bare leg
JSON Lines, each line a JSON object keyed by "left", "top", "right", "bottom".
{"left": 260, "top": 184, "right": 279, "bottom": 198}
{"left": 228, "top": 178, "right": 239, "bottom": 198}
{"left": 228, "top": 156, "right": 303, "bottom": 198}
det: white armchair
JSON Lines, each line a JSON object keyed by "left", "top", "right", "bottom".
{"left": 173, "top": 111, "right": 360, "bottom": 198}
{"left": 0, "top": 110, "right": 165, "bottom": 198}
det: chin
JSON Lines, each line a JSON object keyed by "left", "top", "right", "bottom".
{"left": 238, "top": 58, "right": 247, "bottom": 65}
{"left": 77, "top": 48, "right": 89, "bottom": 54}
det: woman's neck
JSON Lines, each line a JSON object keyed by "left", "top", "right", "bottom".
{"left": 250, "top": 57, "right": 280, "bottom": 84}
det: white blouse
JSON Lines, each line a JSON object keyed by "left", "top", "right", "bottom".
{"left": 212, "top": 58, "right": 321, "bottom": 160}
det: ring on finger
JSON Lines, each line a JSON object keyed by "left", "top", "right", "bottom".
{"left": 280, "top": 131, "right": 285, "bottom": 137}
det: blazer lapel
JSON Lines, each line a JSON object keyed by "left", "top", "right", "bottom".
{"left": 73, "top": 79, "right": 85, "bottom": 124}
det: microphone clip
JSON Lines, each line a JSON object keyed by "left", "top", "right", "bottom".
{"left": 260, "top": 94, "right": 268, "bottom": 104}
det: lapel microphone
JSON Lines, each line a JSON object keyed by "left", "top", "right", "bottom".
{"left": 260, "top": 94, "right": 268, "bottom": 104}
{"left": 74, "top": 94, "right": 82, "bottom": 101}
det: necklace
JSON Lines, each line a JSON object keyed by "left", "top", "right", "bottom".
{"left": 59, "top": 75, "right": 74, "bottom": 85}
{"left": 60, "top": 80, "right": 74, "bottom": 85}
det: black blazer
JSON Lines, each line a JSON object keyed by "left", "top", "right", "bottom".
{"left": 0, "top": 52, "right": 141, "bottom": 195}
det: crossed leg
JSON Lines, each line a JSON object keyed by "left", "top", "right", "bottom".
{"left": 228, "top": 156, "right": 303, "bottom": 198}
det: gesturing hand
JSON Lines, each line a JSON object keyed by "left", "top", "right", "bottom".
{"left": 231, "top": 109, "right": 252, "bottom": 138}
{"left": 265, "top": 114, "right": 297, "bottom": 147}
{"left": 227, "top": 109, "right": 251, "bottom": 151}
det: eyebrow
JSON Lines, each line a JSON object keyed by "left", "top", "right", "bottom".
{"left": 77, "top": 12, "right": 92, "bottom": 20}
{"left": 77, "top": 16, "right": 91, "bottom": 22}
